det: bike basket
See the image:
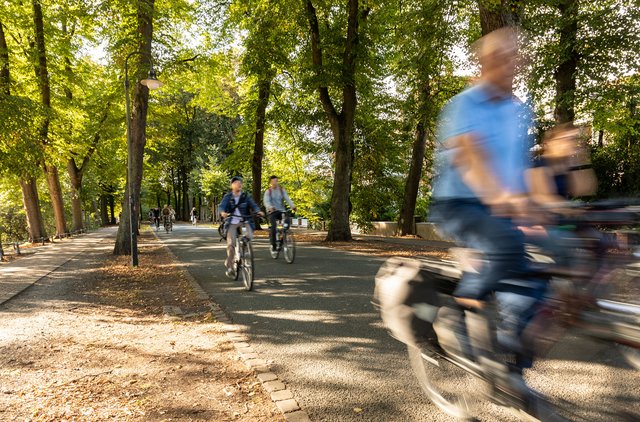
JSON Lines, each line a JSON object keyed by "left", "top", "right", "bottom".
{"left": 374, "top": 257, "right": 458, "bottom": 348}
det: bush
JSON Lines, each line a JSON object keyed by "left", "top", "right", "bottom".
{"left": 0, "top": 206, "right": 28, "bottom": 243}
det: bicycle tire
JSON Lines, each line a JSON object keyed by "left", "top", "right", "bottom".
{"left": 407, "top": 344, "right": 480, "bottom": 421}
{"left": 283, "top": 230, "right": 295, "bottom": 264}
{"left": 241, "top": 241, "right": 254, "bottom": 291}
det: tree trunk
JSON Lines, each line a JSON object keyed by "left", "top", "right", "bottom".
{"left": 554, "top": 0, "right": 579, "bottom": 124}
{"left": 32, "top": 0, "right": 67, "bottom": 237}
{"left": 67, "top": 160, "right": 84, "bottom": 231}
{"left": 252, "top": 76, "right": 272, "bottom": 229}
{"left": 399, "top": 121, "right": 428, "bottom": 235}
{"left": 305, "top": 0, "right": 365, "bottom": 241}
{"left": 109, "top": 195, "right": 116, "bottom": 224}
{"left": 114, "top": 0, "right": 155, "bottom": 255}
{"left": 100, "top": 195, "right": 109, "bottom": 226}
{"left": 182, "top": 170, "right": 189, "bottom": 220}
{"left": 0, "top": 21, "right": 9, "bottom": 96}
{"left": 20, "top": 178, "right": 47, "bottom": 242}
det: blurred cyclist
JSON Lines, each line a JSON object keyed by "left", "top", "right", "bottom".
{"left": 429, "top": 28, "right": 547, "bottom": 411}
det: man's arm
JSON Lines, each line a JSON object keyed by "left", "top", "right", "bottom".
{"left": 447, "top": 133, "right": 516, "bottom": 209}
{"left": 219, "top": 194, "right": 230, "bottom": 217}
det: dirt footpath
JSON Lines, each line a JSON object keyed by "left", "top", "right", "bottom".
{"left": 0, "top": 231, "right": 283, "bottom": 422}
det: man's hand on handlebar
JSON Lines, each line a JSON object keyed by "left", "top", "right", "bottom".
{"left": 220, "top": 212, "right": 229, "bottom": 218}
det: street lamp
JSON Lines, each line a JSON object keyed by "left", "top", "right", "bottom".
{"left": 124, "top": 51, "right": 163, "bottom": 266}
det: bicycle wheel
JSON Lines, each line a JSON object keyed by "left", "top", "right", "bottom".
{"left": 241, "top": 240, "right": 254, "bottom": 291}
{"left": 408, "top": 344, "right": 480, "bottom": 421}
{"left": 233, "top": 240, "right": 240, "bottom": 281}
{"left": 283, "top": 230, "right": 296, "bottom": 264}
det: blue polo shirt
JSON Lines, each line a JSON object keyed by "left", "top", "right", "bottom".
{"left": 432, "top": 83, "right": 533, "bottom": 200}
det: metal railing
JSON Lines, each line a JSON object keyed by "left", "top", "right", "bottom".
{"left": 0, "top": 228, "right": 90, "bottom": 261}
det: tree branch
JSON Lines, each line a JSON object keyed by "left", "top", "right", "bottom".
{"left": 305, "top": 0, "right": 339, "bottom": 126}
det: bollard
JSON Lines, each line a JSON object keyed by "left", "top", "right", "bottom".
{"left": 14, "top": 242, "right": 20, "bottom": 254}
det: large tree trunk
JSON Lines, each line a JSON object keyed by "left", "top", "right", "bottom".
{"left": 109, "top": 194, "right": 116, "bottom": 224}
{"left": 114, "top": 0, "right": 155, "bottom": 255}
{"left": 554, "top": 0, "right": 579, "bottom": 124}
{"left": 252, "top": 76, "right": 272, "bottom": 229}
{"left": 32, "top": 0, "right": 67, "bottom": 237}
{"left": 399, "top": 122, "right": 428, "bottom": 235}
{"left": 306, "top": 0, "right": 365, "bottom": 241}
{"left": 100, "top": 195, "right": 109, "bottom": 226}
{"left": 0, "top": 21, "right": 9, "bottom": 96}
{"left": 67, "top": 160, "right": 84, "bottom": 231}
{"left": 20, "top": 178, "right": 48, "bottom": 242}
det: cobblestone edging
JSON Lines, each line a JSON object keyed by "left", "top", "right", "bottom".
{"left": 154, "top": 231, "right": 312, "bottom": 422}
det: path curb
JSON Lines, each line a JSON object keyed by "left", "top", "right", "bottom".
{"left": 153, "top": 228, "right": 313, "bottom": 421}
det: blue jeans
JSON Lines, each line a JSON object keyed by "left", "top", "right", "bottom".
{"left": 431, "top": 199, "right": 547, "bottom": 368}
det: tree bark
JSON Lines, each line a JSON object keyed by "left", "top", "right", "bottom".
{"left": 252, "top": 76, "right": 272, "bottom": 229}
{"left": 306, "top": 0, "right": 365, "bottom": 241}
{"left": 554, "top": 0, "right": 579, "bottom": 124}
{"left": 399, "top": 122, "right": 428, "bottom": 235}
{"left": 114, "top": 0, "right": 155, "bottom": 255}
{"left": 20, "top": 178, "right": 47, "bottom": 241}
{"left": 0, "top": 21, "right": 10, "bottom": 96}
{"left": 477, "top": 0, "right": 518, "bottom": 35}
{"left": 109, "top": 194, "right": 116, "bottom": 224}
{"left": 100, "top": 195, "right": 109, "bottom": 226}
{"left": 32, "top": 0, "right": 67, "bottom": 236}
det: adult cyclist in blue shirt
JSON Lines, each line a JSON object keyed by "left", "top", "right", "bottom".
{"left": 429, "top": 28, "right": 548, "bottom": 416}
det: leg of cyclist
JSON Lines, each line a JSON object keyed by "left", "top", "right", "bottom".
{"left": 225, "top": 223, "right": 240, "bottom": 278}
{"left": 269, "top": 211, "right": 281, "bottom": 251}
{"left": 431, "top": 199, "right": 544, "bottom": 402}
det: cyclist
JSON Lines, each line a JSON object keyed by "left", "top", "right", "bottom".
{"left": 263, "top": 175, "right": 296, "bottom": 253}
{"left": 152, "top": 207, "right": 161, "bottom": 228}
{"left": 429, "top": 28, "right": 546, "bottom": 412}
{"left": 161, "top": 205, "right": 172, "bottom": 230}
{"left": 220, "top": 176, "right": 264, "bottom": 278}
{"left": 190, "top": 207, "right": 198, "bottom": 225}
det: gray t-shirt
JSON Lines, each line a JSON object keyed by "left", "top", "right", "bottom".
{"left": 263, "top": 186, "right": 294, "bottom": 212}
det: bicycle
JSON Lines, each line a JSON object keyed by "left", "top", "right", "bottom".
{"left": 224, "top": 215, "right": 256, "bottom": 291}
{"left": 375, "top": 200, "right": 640, "bottom": 421}
{"left": 268, "top": 210, "right": 296, "bottom": 264}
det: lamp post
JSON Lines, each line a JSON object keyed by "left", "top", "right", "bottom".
{"left": 124, "top": 51, "right": 164, "bottom": 266}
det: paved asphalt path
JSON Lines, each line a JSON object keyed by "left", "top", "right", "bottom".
{"left": 158, "top": 223, "right": 640, "bottom": 422}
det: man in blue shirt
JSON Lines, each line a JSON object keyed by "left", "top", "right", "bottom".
{"left": 430, "top": 28, "right": 546, "bottom": 410}
{"left": 220, "top": 176, "right": 264, "bottom": 278}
